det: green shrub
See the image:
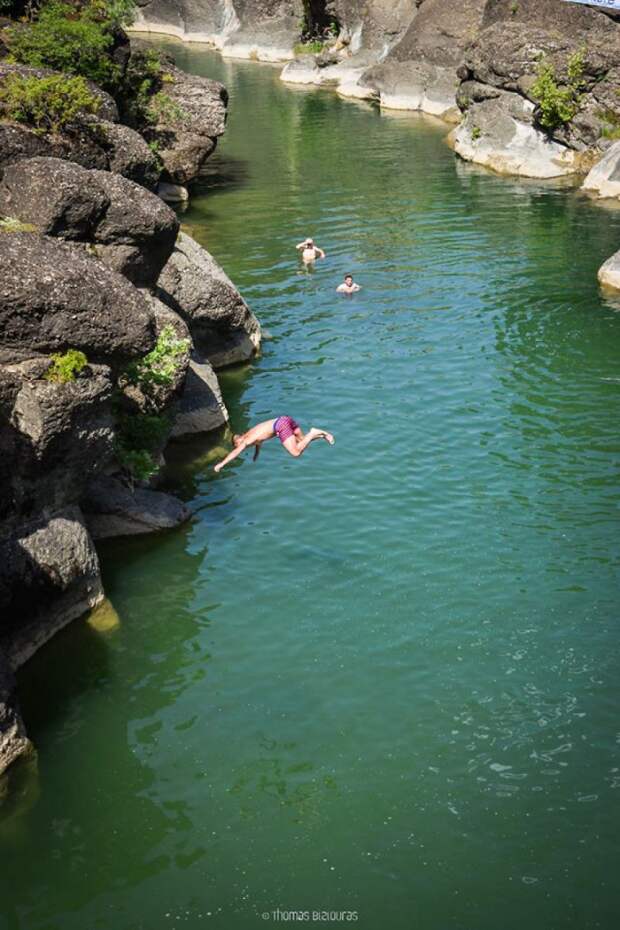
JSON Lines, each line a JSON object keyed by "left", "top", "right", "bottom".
{"left": 121, "top": 47, "right": 166, "bottom": 124}
{"left": 44, "top": 349, "right": 88, "bottom": 383}
{"left": 0, "top": 214, "right": 37, "bottom": 232}
{"left": 0, "top": 71, "right": 100, "bottom": 133}
{"left": 123, "top": 325, "right": 189, "bottom": 391}
{"left": 471, "top": 125, "right": 481, "bottom": 141}
{"left": 146, "top": 90, "right": 186, "bottom": 126}
{"left": 597, "top": 107, "right": 620, "bottom": 140}
{"left": 7, "top": 0, "right": 135, "bottom": 89}
{"left": 531, "top": 49, "right": 586, "bottom": 130}
{"left": 294, "top": 40, "right": 325, "bottom": 55}
{"left": 114, "top": 446, "right": 159, "bottom": 482}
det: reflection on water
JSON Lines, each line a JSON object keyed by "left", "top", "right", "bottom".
{"left": 2, "top": 36, "right": 620, "bottom": 930}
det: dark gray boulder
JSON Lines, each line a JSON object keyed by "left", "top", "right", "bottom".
{"left": 171, "top": 349, "right": 228, "bottom": 438}
{"left": 157, "top": 231, "right": 261, "bottom": 369}
{"left": 0, "top": 232, "right": 155, "bottom": 364}
{"left": 91, "top": 169, "right": 179, "bottom": 285}
{"left": 83, "top": 474, "right": 190, "bottom": 539}
{"left": 0, "top": 156, "right": 108, "bottom": 239}
{"left": 0, "top": 157, "right": 179, "bottom": 286}
{"left": 0, "top": 506, "right": 104, "bottom": 668}
{"left": 3, "top": 358, "right": 115, "bottom": 520}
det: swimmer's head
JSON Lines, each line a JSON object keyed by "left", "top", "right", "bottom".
{"left": 344, "top": 274, "right": 353, "bottom": 284}
{"left": 232, "top": 434, "right": 243, "bottom": 447}
{"left": 306, "top": 238, "right": 314, "bottom": 246}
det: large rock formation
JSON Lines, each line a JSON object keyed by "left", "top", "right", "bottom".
{"left": 452, "top": 0, "right": 620, "bottom": 177}
{"left": 0, "top": 232, "right": 156, "bottom": 364}
{"left": 126, "top": 44, "right": 229, "bottom": 186}
{"left": 359, "top": 0, "right": 486, "bottom": 118}
{"left": 0, "top": 16, "right": 257, "bottom": 779}
{"left": 83, "top": 475, "right": 190, "bottom": 539}
{"left": 157, "top": 231, "right": 261, "bottom": 368}
{"left": 0, "top": 62, "right": 160, "bottom": 186}
{"left": 0, "top": 157, "right": 179, "bottom": 286}
{"left": 132, "top": 0, "right": 303, "bottom": 61}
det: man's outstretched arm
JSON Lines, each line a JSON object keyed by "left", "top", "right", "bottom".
{"left": 214, "top": 441, "right": 247, "bottom": 473}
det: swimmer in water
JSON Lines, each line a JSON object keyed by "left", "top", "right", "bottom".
{"left": 296, "top": 237, "right": 326, "bottom": 263}
{"left": 213, "top": 416, "right": 335, "bottom": 473}
{"left": 336, "top": 273, "right": 361, "bottom": 294}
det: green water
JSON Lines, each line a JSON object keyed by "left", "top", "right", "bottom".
{"left": 2, "top": 40, "right": 620, "bottom": 930}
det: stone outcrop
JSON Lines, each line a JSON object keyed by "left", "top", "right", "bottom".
{"left": 452, "top": 0, "right": 620, "bottom": 177}
{"left": 132, "top": 0, "right": 302, "bottom": 61}
{"left": 0, "top": 506, "right": 104, "bottom": 667}
{"left": 83, "top": 475, "right": 190, "bottom": 539}
{"left": 171, "top": 350, "right": 229, "bottom": 438}
{"left": 582, "top": 142, "right": 620, "bottom": 201}
{"left": 0, "top": 157, "right": 179, "bottom": 286}
{"left": 3, "top": 358, "right": 114, "bottom": 518}
{"left": 157, "top": 231, "right": 261, "bottom": 368}
{"left": 0, "top": 232, "right": 156, "bottom": 364}
{"left": 598, "top": 250, "right": 620, "bottom": 291}
{"left": 359, "top": 0, "right": 486, "bottom": 118}
{"left": 127, "top": 45, "right": 228, "bottom": 185}
{"left": 0, "top": 18, "right": 257, "bottom": 777}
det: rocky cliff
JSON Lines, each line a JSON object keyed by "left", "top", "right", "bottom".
{"left": 132, "top": 1, "right": 620, "bottom": 188}
{"left": 0, "top": 3, "right": 262, "bottom": 777}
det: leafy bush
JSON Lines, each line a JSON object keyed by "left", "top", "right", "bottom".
{"left": 7, "top": 0, "right": 135, "bottom": 89}
{"left": 471, "top": 125, "right": 482, "bottom": 141}
{"left": 121, "top": 46, "right": 166, "bottom": 125}
{"left": 114, "top": 446, "right": 159, "bottom": 482}
{"left": 146, "top": 90, "right": 186, "bottom": 126}
{"left": 44, "top": 349, "right": 88, "bottom": 383}
{"left": 294, "top": 39, "right": 325, "bottom": 55}
{"left": 531, "top": 49, "right": 586, "bottom": 131}
{"left": 0, "top": 214, "right": 37, "bottom": 232}
{"left": 0, "top": 71, "right": 100, "bottom": 133}
{"left": 123, "top": 325, "right": 189, "bottom": 392}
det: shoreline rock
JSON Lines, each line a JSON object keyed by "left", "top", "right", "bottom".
{"left": 598, "top": 250, "right": 620, "bottom": 291}
{"left": 157, "top": 231, "right": 261, "bottom": 369}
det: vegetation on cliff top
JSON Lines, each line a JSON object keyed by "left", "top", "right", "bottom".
{"left": 4, "top": 0, "right": 136, "bottom": 89}
{"left": 44, "top": 348, "right": 88, "bottom": 383}
{"left": 531, "top": 49, "right": 586, "bottom": 131}
{"left": 0, "top": 71, "right": 100, "bottom": 132}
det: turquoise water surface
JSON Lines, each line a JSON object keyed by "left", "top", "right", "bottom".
{"left": 2, "top": 40, "right": 620, "bottom": 930}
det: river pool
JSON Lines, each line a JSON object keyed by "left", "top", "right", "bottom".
{"left": 2, "top": 39, "right": 620, "bottom": 930}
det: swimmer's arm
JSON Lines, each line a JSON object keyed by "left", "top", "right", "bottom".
{"left": 316, "top": 247, "right": 326, "bottom": 258}
{"left": 296, "top": 241, "right": 307, "bottom": 250}
{"left": 214, "top": 441, "right": 247, "bottom": 472}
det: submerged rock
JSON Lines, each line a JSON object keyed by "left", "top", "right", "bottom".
{"left": 83, "top": 475, "right": 190, "bottom": 539}
{"left": 582, "top": 142, "right": 620, "bottom": 201}
{"left": 157, "top": 231, "right": 261, "bottom": 369}
{"left": 0, "top": 232, "right": 156, "bottom": 364}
